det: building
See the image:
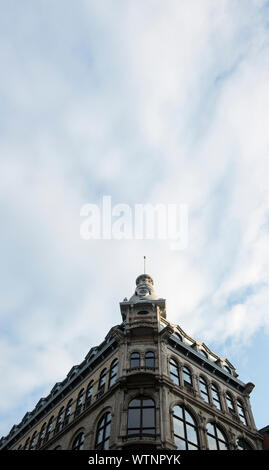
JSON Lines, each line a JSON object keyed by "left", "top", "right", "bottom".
{"left": 259, "top": 426, "right": 269, "bottom": 450}
{"left": 0, "top": 273, "right": 263, "bottom": 450}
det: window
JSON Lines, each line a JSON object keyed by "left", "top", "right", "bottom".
{"left": 237, "top": 438, "right": 253, "bottom": 450}
{"left": 145, "top": 351, "right": 155, "bottom": 368}
{"left": 29, "top": 431, "right": 37, "bottom": 450}
{"left": 37, "top": 422, "right": 46, "bottom": 448}
{"left": 85, "top": 381, "right": 94, "bottom": 408}
{"left": 72, "top": 432, "right": 85, "bottom": 450}
{"left": 206, "top": 423, "right": 228, "bottom": 450}
{"left": 55, "top": 407, "right": 64, "bottom": 434}
{"left": 95, "top": 412, "right": 112, "bottom": 450}
{"left": 75, "top": 389, "right": 84, "bottom": 416}
{"left": 23, "top": 437, "right": 30, "bottom": 450}
{"left": 99, "top": 369, "right": 107, "bottom": 390}
{"left": 226, "top": 393, "right": 235, "bottom": 414}
{"left": 199, "top": 377, "right": 210, "bottom": 403}
{"left": 173, "top": 405, "right": 199, "bottom": 450}
{"left": 130, "top": 352, "right": 140, "bottom": 369}
{"left": 137, "top": 310, "right": 149, "bottom": 315}
{"left": 183, "top": 366, "right": 192, "bottom": 387}
{"left": 127, "top": 397, "right": 155, "bottom": 438}
{"left": 64, "top": 399, "right": 73, "bottom": 426}
{"left": 224, "top": 365, "right": 231, "bottom": 374}
{"left": 109, "top": 359, "right": 118, "bottom": 388}
{"left": 45, "top": 416, "right": 54, "bottom": 441}
{"left": 169, "top": 358, "right": 180, "bottom": 386}
{"left": 237, "top": 400, "right": 247, "bottom": 426}
{"left": 211, "top": 384, "right": 222, "bottom": 411}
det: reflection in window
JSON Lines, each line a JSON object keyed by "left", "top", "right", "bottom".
{"left": 173, "top": 405, "right": 199, "bottom": 450}
{"left": 29, "top": 431, "right": 37, "bottom": 450}
{"left": 237, "top": 400, "right": 247, "bottom": 426}
{"left": 99, "top": 369, "right": 107, "bottom": 390}
{"left": 226, "top": 393, "right": 235, "bottom": 413}
{"left": 127, "top": 397, "right": 155, "bottom": 438}
{"left": 72, "top": 432, "right": 84, "bottom": 450}
{"left": 169, "top": 358, "right": 180, "bottom": 386}
{"left": 95, "top": 412, "right": 112, "bottom": 450}
{"left": 199, "top": 377, "right": 210, "bottom": 403}
{"left": 64, "top": 399, "right": 73, "bottom": 426}
{"left": 183, "top": 366, "right": 192, "bottom": 387}
{"left": 211, "top": 384, "right": 222, "bottom": 411}
{"left": 130, "top": 352, "right": 140, "bottom": 369}
{"left": 145, "top": 351, "right": 155, "bottom": 368}
{"left": 206, "top": 423, "right": 228, "bottom": 450}
{"left": 109, "top": 359, "right": 118, "bottom": 388}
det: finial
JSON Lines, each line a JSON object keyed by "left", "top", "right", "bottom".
{"left": 144, "top": 255, "right": 146, "bottom": 274}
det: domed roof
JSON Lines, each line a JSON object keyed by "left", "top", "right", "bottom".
{"left": 128, "top": 273, "right": 161, "bottom": 303}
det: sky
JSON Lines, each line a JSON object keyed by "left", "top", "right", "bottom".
{"left": 0, "top": 0, "right": 269, "bottom": 437}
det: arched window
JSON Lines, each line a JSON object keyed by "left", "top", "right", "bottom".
{"left": 145, "top": 351, "right": 155, "bottom": 368}
{"left": 64, "top": 399, "right": 73, "bottom": 427}
{"left": 23, "top": 437, "right": 30, "bottom": 450}
{"left": 95, "top": 412, "right": 112, "bottom": 450}
{"left": 173, "top": 405, "right": 199, "bottom": 450}
{"left": 45, "top": 416, "right": 54, "bottom": 442}
{"left": 36, "top": 422, "right": 46, "bottom": 449}
{"left": 211, "top": 384, "right": 222, "bottom": 411}
{"left": 237, "top": 400, "right": 247, "bottom": 426}
{"left": 236, "top": 438, "right": 253, "bottom": 450}
{"left": 109, "top": 359, "right": 118, "bottom": 388}
{"left": 199, "top": 377, "right": 210, "bottom": 403}
{"left": 206, "top": 423, "right": 229, "bottom": 450}
{"left": 169, "top": 358, "right": 180, "bottom": 386}
{"left": 85, "top": 381, "right": 94, "bottom": 408}
{"left": 54, "top": 406, "right": 64, "bottom": 434}
{"left": 29, "top": 431, "right": 37, "bottom": 450}
{"left": 183, "top": 366, "right": 193, "bottom": 388}
{"left": 130, "top": 352, "right": 140, "bottom": 369}
{"left": 98, "top": 369, "right": 107, "bottom": 390}
{"left": 127, "top": 397, "right": 155, "bottom": 438}
{"left": 226, "top": 392, "right": 235, "bottom": 414}
{"left": 75, "top": 389, "right": 84, "bottom": 416}
{"left": 72, "top": 432, "right": 85, "bottom": 450}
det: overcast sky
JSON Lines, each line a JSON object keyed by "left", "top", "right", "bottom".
{"left": 1, "top": 0, "right": 269, "bottom": 437}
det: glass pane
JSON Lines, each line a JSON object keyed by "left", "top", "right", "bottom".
{"left": 173, "top": 406, "right": 183, "bottom": 419}
{"left": 142, "top": 398, "right": 154, "bottom": 407}
{"left": 145, "top": 358, "right": 155, "bottom": 367}
{"left": 206, "top": 423, "right": 215, "bottom": 436}
{"left": 173, "top": 417, "right": 185, "bottom": 438}
{"left": 96, "top": 429, "right": 103, "bottom": 445}
{"left": 174, "top": 437, "right": 187, "bottom": 450}
{"left": 103, "top": 439, "right": 109, "bottom": 450}
{"left": 171, "top": 374, "right": 180, "bottom": 385}
{"left": 128, "top": 409, "right": 140, "bottom": 428}
{"left": 219, "top": 441, "right": 228, "bottom": 450}
{"left": 170, "top": 365, "right": 179, "bottom": 376}
{"left": 129, "top": 399, "right": 141, "bottom": 407}
{"left": 207, "top": 435, "right": 218, "bottom": 450}
{"left": 188, "top": 443, "right": 199, "bottom": 450}
{"left": 186, "top": 424, "right": 198, "bottom": 445}
{"left": 104, "top": 423, "right": 111, "bottom": 439}
{"left": 184, "top": 410, "right": 195, "bottom": 426}
{"left": 216, "top": 427, "right": 226, "bottom": 441}
{"left": 142, "top": 408, "right": 155, "bottom": 428}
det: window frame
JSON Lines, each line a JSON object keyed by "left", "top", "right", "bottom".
{"left": 172, "top": 405, "right": 200, "bottom": 450}
{"left": 95, "top": 412, "right": 112, "bottom": 450}
{"left": 127, "top": 396, "right": 156, "bottom": 439}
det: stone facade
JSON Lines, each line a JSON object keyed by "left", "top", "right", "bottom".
{"left": 0, "top": 274, "right": 263, "bottom": 450}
